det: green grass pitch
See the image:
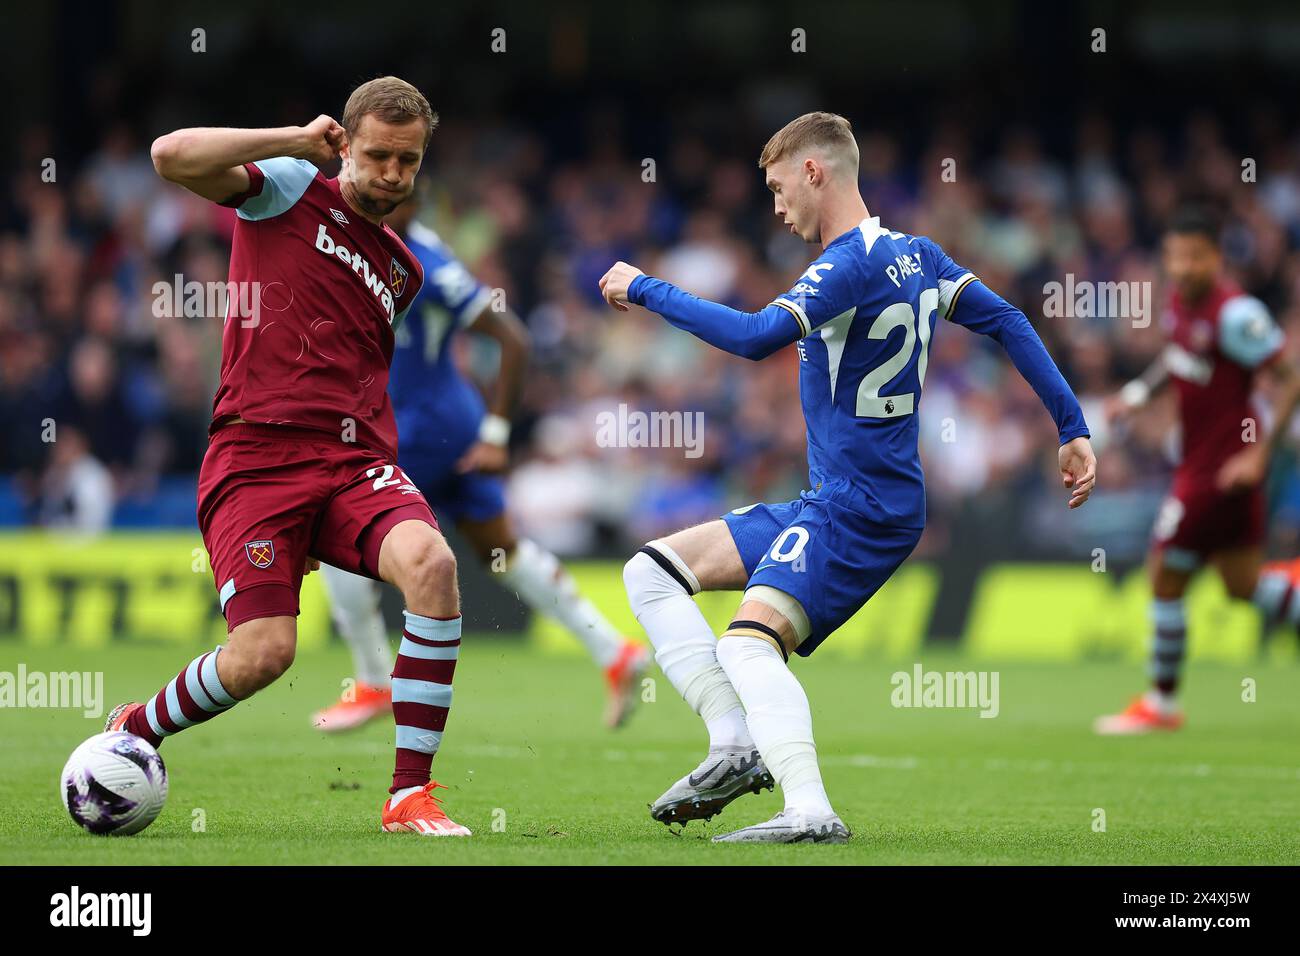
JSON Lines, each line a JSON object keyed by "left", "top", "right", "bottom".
{"left": 2, "top": 640, "right": 1297, "bottom": 865}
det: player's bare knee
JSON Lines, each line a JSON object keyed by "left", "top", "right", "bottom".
{"left": 397, "top": 535, "right": 458, "bottom": 606}
{"left": 249, "top": 636, "right": 296, "bottom": 689}
{"left": 419, "top": 536, "right": 457, "bottom": 586}
{"left": 223, "top": 625, "right": 296, "bottom": 696}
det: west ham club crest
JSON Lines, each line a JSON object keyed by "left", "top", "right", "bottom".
{"left": 390, "top": 258, "right": 409, "bottom": 297}
{"left": 244, "top": 539, "right": 275, "bottom": 569}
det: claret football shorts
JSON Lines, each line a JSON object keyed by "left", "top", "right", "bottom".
{"left": 197, "top": 422, "right": 439, "bottom": 631}
{"left": 1151, "top": 477, "right": 1265, "bottom": 571}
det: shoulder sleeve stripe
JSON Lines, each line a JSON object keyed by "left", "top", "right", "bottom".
{"left": 1217, "top": 294, "right": 1285, "bottom": 368}
{"left": 939, "top": 273, "right": 978, "bottom": 320}
{"left": 234, "top": 157, "right": 318, "bottom": 221}
{"left": 772, "top": 298, "right": 811, "bottom": 338}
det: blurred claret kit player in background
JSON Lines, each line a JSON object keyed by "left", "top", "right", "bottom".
{"left": 1096, "top": 208, "right": 1300, "bottom": 734}
{"left": 313, "top": 187, "right": 649, "bottom": 736}
{"left": 602, "top": 112, "right": 1096, "bottom": 843}
{"left": 102, "top": 77, "right": 476, "bottom": 836}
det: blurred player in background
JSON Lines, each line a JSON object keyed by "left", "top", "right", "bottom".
{"left": 603, "top": 112, "right": 1096, "bottom": 843}
{"left": 103, "top": 77, "right": 475, "bottom": 836}
{"left": 1096, "top": 208, "right": 1300, "bottom": 734}
{"left": 313, "top": 191, "right": 649, "bottom": 733}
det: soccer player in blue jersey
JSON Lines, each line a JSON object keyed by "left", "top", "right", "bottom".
{"left": 603, "top": 112, "right": 1097, "bottom": 843}
{"left": 316, "top": 194, "right": 649, "bottom": 733}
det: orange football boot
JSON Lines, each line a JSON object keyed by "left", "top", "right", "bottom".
{"left": 104, "top": 702, "right": 143, "bottom": 733}
{"left": 312, "top": 682, "right": 392, "bottom": 732}
{"left": 1260, "top": 556, "right": 1300, "bottom": 599}
{"left": 381, "top": 781, "right": 471, "bottom": 836}
{"left": 1094, "top": 694, "right": 1185, "bottom": 735}
{"left": 1260, "top": 556, "right": 1300, "bottom": 581}
{"left": 604, "top": 640, "right": 651, "bottom": 729}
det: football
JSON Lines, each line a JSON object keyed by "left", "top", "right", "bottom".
{"left": 59, "top": 732, "right": 168, "bottom": 836}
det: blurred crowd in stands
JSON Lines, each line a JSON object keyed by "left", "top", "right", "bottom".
{"left": 4, "top": 97, "right": 1300, "bottom": 561}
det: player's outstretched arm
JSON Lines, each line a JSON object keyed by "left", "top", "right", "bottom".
{"left": 1258, "top": 359, "right": 1300, "bottom": 457}
{"left": 1214, "top": 297, "right": 1295, "bottom": 492}
{"left": 1217, "top": 354, "right": 1300, "bottom": 492}
{"left": 150, "top": 115, "right": 344, "bottom": 203}
{"left": 1105, "top": 355, "right": 1169, "bottom": 424}
{"left": 599, "top": 261, "right": 800, "bottom": 361}
{"left": 467, "top": 305, "right": 531, "bottom": 419}
{"left": 950, "top": 279, "right": 1095, "bottom": 508}
{"left": 456, "top": 305, "right": 532, "bottom": 474}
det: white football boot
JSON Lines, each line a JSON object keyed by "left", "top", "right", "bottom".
{"left": 649, "top": 747, "right": 774, "bottom": 824}
{"left": 712, "top": 808, "right": 851, "bottom": 844}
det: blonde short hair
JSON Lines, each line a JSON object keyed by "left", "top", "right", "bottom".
{"left": 758, "top": 112, "right": 858, "bottom": 174}
{"left": 342, "top": 76, "right": 437, "bottom": 148}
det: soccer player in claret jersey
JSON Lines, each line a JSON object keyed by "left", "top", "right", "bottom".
{"left": 1095, "top": 208, "right": 1300, "bottom": 735}
{"left": 601, "top": 112, "right": 1097, "bottom": 843}
{"left": 101, "top": 77, "right": 473, "bottom": 836}
{"left": 312, "top": 191, "right": 649, "bottom": 734}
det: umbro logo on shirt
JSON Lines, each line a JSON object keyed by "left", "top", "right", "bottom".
{"left": 329, "top": 207, "right": 350, "bottom": 226}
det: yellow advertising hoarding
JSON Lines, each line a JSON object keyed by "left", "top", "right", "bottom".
{"left": 0, "top": 532, "right": 1276, "bottom": 661}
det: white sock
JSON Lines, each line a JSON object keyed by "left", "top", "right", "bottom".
{"left": 1145, "top": 688, "right": 1178, "bottom": 714}
{"left": 389, "top": 785, "right": 422, "bottom": 807}
{"left": 501, "top": 538, "right": 624, "bottom": 668}
{"left": 705, "top": 707, "right": 753, "bottom": 750}
{"left": 715, "top": 636, "right": 834, "bottom": 818}
{"left": 623, "top": 547, "right": 752, "bottom": 749}
{"left": 320, "top": 564, "right": 394, "bottom": 688}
